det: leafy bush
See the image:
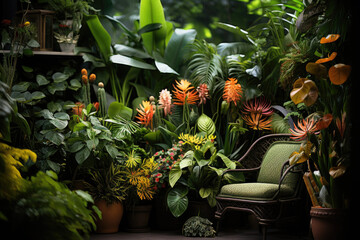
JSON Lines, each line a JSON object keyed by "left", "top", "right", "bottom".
{"left": 4, "top": 171, "right": 100, "bottom": 240}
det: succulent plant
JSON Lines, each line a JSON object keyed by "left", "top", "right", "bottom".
{"left": 182, "top": 216, "right": 216, "bottom": 238}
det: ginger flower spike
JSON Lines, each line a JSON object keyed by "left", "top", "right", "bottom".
{"left": 136, "top": 101, "right": 155, "bottom": 129}
{"left": 223, "top": 78, "right": 243, "bottom": 106}
{"left": 172, "top": 79, "right": 199, "bottom": 106}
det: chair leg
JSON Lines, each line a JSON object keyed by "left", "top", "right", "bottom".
{"left": 261, "top": 225, "right": 267, "bottom": 240}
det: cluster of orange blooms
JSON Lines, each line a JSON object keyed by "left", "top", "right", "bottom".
{"left": 81, "top": 68, "right": 96, "bottom": 84}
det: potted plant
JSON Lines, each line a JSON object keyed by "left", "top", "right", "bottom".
{"left": 167, "top": 133, "right": 242, "bottom": 219}
{"left": 48, "top": 0, "right": 97, "bottom": 51}
{"left": 119, "top": 146, "right": 158, "bottom": 232}
{"left": 288, "top": 34, "right": 351, "bottom": 240}
{"left": 84, "top": 162, "right": 129, "bottom": 233}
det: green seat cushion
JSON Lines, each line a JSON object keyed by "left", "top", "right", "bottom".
{"left": 218, "top": 182, "right": 295, "bottom": 201}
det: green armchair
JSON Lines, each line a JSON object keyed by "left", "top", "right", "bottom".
{"left": 215, "top": 134, "right": 306, "bottom": 240}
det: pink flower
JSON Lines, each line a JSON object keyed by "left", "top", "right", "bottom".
{"left": 158, "top": 89, "right": 172, "bottom": 116}
{"left": 197, "top": 83, "right": 210, "bottom": 105}
{"left": 170, "top": 152, "right": 174, "bottom": 156}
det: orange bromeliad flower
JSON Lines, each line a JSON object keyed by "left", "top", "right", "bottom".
{"left": 242, "top": 97, "right": 273, "bottom": 116}
{"left": 136, "top": 101, "right": 155, "bottom": 129}
{"left": 242, "top": 113, "right": 272, "bottom": 131}
{"left": 223, "top": 78, "right": 243, "bottom": 106}
{"left": 290, "top": 118, "right": 319, "bottom": 141}
{"left": 172, "top": 79, "right": 199, "bottom": 105}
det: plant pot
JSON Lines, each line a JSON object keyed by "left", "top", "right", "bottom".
{"left": 95, "top": 200, "right": 124, "bottom": 233}
{"left": 59, "top": 42, "right": 76, "bottom": 52}
{"left": 310, "top": 207, "right": 348, "bottom": 240}
{"left": 125, "top": 204, "right": 152, "bottom": 232}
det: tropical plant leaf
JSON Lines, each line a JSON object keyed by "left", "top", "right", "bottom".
{"left": 110, "top": 54, "right": 156, "bottom": 70}
{"left": 167, "top": 186, "right": 188, "bottom": 218}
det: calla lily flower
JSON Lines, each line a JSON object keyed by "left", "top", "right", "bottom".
{"left": 290, "top": 78, "right": 318, "bottom": 106}
{"left": 320, "top": 34, "right": 340, "bottom": 44}
{"left": 315, "top": 52, "right": 337, "bottom": 64}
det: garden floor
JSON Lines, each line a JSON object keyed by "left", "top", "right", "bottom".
{"left": 90, "top": 227, "right": 311, "bottom": 240}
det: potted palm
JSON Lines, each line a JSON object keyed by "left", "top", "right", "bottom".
{"left": 288, "top": 34, "right": 351, "bottom": 240}
{"left": 119, "top": 147, "right": 158, "bottom": 232}
{"left": 85, "top": 162, "right": 129, "bottom": 233}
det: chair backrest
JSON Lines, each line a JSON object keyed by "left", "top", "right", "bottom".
{"left": 257, "top": 141, "right": 301, "bottom": 186}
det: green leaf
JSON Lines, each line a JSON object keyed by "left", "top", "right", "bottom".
{"left": 44, "top": 131, "right": 64, "bottom": 145}
{"left": 167, "top": 186, "right": 188, "bottom": 217}
{"left": 54, "top": 112, "right": 70, "bottom": 120}
{"left": 12, "top": 82, "right": 31, "bottom": 92}
{"left": 139, "top": 0, "right": 168, "bottom": 54}
{"left": 69, "top": 79, "right": 82, "bottom": 90}
{"left": 108, "top": 101, "right": 133, "bottom": 120}
{"left": 36, "top": 74, "right": 50, "bottom": 86}
{"left": 164, "top": 28, "right": 197, "bottom": 72}
{"left": 215, "top": 22, "right": 255, "bottom": 45}
{"left": 217, "top": 152, "right": 236, "bottom": 169}
{"left": 85, "top": 15, "right": 112, "bottom": 63}
{"left": 105, "top": 144, "right": 119, "bottom": 159}
{"left": 52, "top": 72, "right": 69, "bottom": 82}
{"left": 31, "top": 91, "right": 46, "bottom": 100}
{"left": 75, "top": 190, "right": 94, "bottom": 203}
{"left": 21, "top": 65, "right": 33, "bottom": 73}
{"left": 75, "top": 147, "right": 91, "bottom": 164}
{"left": 114, "top": 44, "right": 151, "bottom": 59}
{"left": 49, "top": 118, "right": 68, "bottom": 130}
{"left": 68, "top": 142, "right": 85, "bottom": 153}
{"left": 154, "top": 60, "right": 179, "bottom": 75}
{"left": 199, "top": 187, "right": 212, "bottom": 199}
{"left": 179, "top": 158, "right": 194, "bottom": 169}
{"left": 110, "top": 54, "right": 156, "bottom": 70}
{"left": 169, "top": 168, "right": 182, "bottom": 188}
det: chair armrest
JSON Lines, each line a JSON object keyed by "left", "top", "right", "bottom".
{"left": 276, "top": 160, "right": 305, "bottom": 197}
{"left": 219, "top": 166, "right": 261, "bottom": 184}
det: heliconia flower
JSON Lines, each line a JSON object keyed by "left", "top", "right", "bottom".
{"left": 172, "top": 79, "right": 199, "bottom": 105}
{"left": 223, "top": 78, "right": 243, "bottom": 106}
{"left": 242, "top": 113, "right": 272, "bottom": 131}
{"left": 242, "top": 97, "right": 273, "bottom": 116}
{"left": 290, "top": 118, "right": 319, "bottom": 141}
{"left": 158, "top": 89, "right": 172, "bottom": 116}
{"left": 197, "top": 83, "right": 210, "bottom": 105}
{"left": 320, "top": 34, "right": 340, "bottom": 44}
{"left": 136, "top": 101, "right": 155, "bottom": 129}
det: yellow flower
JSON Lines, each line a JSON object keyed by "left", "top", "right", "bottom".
{"left": 179, "top": 133, "right": 205, "bottom": 145}
{"left": 0, "top": 143, "right": 37, "bottom": 200}
{"left": 125, "top": 150, "right": 141, "bottom": 168}
{"left": 24, "top": 21, "right": 30, "bottom": 26}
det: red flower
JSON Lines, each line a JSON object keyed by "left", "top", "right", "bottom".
{"left": 93, "top": 102, "right": 99, "bottom": 111}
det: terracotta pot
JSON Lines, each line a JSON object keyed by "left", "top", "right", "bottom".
{"left": 95, "top": 200, "right": 124, "bottom": 233}
{"left": 125, "top": 204, "right": 152, "bottom": 232}
{"left": 310, "top": 207, "right": 348, "bottom": 240}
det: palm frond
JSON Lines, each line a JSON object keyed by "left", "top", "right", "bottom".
{"left": 187, "top": 40, "right": 228, "bottom": 94}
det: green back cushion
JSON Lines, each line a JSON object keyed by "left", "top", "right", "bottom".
{"left": 257, "top": 141, "right": 301, "bottom": 185}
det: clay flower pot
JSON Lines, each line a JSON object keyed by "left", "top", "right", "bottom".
{"left": 310, "top": 207, "right": 348, "bottom": 240}
{"left": 95, "top": 200, "right": 124, "bottom": 233}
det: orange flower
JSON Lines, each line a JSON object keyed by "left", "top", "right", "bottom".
{"left": 89, "top": 73, "right": 96, "bottom": 83}
{"left": 172, "top": 79, "right": 199, "bottom": 105}
{"left": 290, "top": 118, "right": 319, "bottom": 141}
{"left": 242, "top": 113, "right": 272, "bottom": 131}
{"left": 315, "top": 52, "right": 337, "bottom": 64}
{"left": 81, "top": 68, "right": 88, "bottom": 75}
{"left": 136, "top": 101, "right": 155, "bottom": 128}
{"left": 320, "top": 34, "right": 340, "bottom": 44}
{"left": 223, "top": 78, "right": 243, "bottom": 106}
{"left": 242, "top": 97, "right": 273, "bottom": 116}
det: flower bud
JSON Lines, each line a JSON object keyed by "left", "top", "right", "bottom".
{"left": 89, "top": 73, "right": 96, "bottom": 83}
{"left": 81, "top": 68, "right": 87, "bottom": 75}
{"left": 98, "top": 82, "right": 104, "bottom": 88}
{"left": 82, "top": 75, "right": 88, "bottom": 84}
